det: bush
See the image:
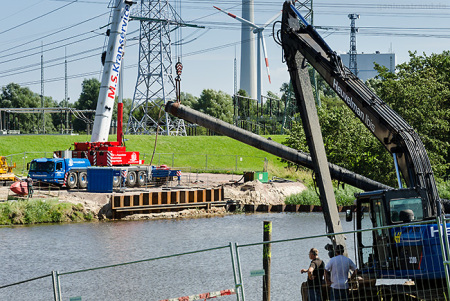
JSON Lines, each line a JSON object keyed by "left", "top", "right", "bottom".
{"left": 285, "top": 184, "right": 361, "bottom": 207}
{"left": 0, "top": 199, "right": 92, "bottom": 225}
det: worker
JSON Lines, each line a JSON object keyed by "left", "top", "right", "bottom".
{"left": 301, "top": 248, "right": 325, "bottom": 301}
{"left": 325, "top": 245, "right": 357, "bottom": 301}
{"left": 26, "top": 175, "right": 33, "bottom": 198}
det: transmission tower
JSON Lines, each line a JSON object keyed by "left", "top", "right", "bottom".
{"left": 348, "top": 13, "right": 360, "bottom": 76}
{"left": 127, "top": 0, "right": 186, "bottom": 136}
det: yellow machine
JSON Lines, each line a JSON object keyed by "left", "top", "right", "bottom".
{"left": 0, "top": 156, "right": 17, "bottom": 182}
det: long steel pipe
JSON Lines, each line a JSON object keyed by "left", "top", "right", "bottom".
{"left": 165, "top": 101, "right": 391, "bottom": 191}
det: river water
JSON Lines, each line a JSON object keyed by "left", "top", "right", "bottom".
{"left": 0, "top": 212, "right": 357, "bottom": 301}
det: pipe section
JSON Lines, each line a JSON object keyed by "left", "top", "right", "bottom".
{"left": 165, "top": 101, "right": 391, "bottom": 191}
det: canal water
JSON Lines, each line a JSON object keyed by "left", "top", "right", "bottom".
{"left": 0, "top": 213, "right": 356, "bottom": 300}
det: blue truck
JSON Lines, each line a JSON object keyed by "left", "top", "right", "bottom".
{"left": 28, "top": 158, "right": 91, "bottom": 189}
{"left": 28, "top": 157, "right": 181, "bottom": 189}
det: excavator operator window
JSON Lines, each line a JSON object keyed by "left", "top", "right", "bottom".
{"left": 389, "top": 197, "right": 423, "bottom": 223}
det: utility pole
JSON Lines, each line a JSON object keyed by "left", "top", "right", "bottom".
{"left": 41, "top": 42, "right": 45, "bottom": 134}
{"left": 64, "top": 47, "right": 69, "bottom": 134}
{"left": 348, "top": 14, "right": 360, "bottom": 76}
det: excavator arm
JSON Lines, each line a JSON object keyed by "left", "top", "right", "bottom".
{"left": 280, "top": 1, "right": 440, "bottom": 217}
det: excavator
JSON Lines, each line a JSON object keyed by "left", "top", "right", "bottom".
{"left": 165, "top": 1, "right": 449, "bottom": 299}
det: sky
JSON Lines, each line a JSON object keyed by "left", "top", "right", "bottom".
{"left": 2, "top": 0, "right": 450, "bottom": 105}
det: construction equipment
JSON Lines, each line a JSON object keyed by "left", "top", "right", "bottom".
{"left": 28, "top": 0, "right": 180, "bottom": 188}
{"left": 0, "top": 156, "right": 17, "bottom": 182}
{"left": 166, "top": 1, "right": 448, "bottom": 293}
{"left": 280, "top": 0, "right": 447, "bottom": 285}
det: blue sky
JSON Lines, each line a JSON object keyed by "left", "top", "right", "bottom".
{"left": 1, "top": 0, "right": 450, "bottom": 104}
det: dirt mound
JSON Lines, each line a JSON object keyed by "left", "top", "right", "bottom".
{"left": 225, "top": 180, "right": 306, "bottom": 205}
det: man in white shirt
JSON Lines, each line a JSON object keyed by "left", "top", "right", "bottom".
{"left": 325, "top": 245, "right": 357, "bottom": 301}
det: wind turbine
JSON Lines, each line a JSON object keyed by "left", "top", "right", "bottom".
{"left": 214, "top": 6, "right": 280, "bottom": 103}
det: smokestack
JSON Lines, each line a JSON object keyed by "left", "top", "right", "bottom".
{"left": 240, "top": 0, "right": 257, "bottom": 99}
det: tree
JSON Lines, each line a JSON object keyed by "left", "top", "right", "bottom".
{"left": 0, "top": 83, "right": 57, "bottom": 133}
{"left": 75, "top": 78, "right": 100, "bottom": 110}
{"left": 180, "top": 92, "right": 198, "bottom": 108}
{"left": 73, "top": 78, "right": 100, "bottom": 133}
{"left": 283, "top": 102, "right": 396, "bottom": 186}
{"left": 373, "top": 51, "right": 450, "bottom": 178}
{"left": 194, "top": 89, "right": 233, "bottom": 123}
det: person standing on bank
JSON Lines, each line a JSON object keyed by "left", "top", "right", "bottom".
{"left": 325, "top": 245, "right": 357, "bottom": 301}
{"left": 301, "top": 248, "right": 325, "bottom": 301}
{"left": 26, "top": 175, "right": 33, "bottom": 198}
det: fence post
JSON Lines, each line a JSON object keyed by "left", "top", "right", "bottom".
{"left": 52, "top": 271, "right": 62, "bottom": 301}
{"left": 229, "top": 242, "right": 241, "bottom": 301}
{"left": 263, "top": 221, "right": 272, "bottom": 301}
{"left": 438, "top": 216, "right": 450, "bottom": 297}
{"left": 22, "top": 152, "right": 27, "bottom": 174}
{"left": 263, "top": 158, "right": 268, "bottom": 172}
{"left": 235, "top": 243, "right": 246, "bottom": 301}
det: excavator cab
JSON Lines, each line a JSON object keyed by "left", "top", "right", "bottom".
{"left": 352, "top": 188, "right": 431, "bottom": 278}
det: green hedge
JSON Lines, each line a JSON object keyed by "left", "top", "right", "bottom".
{"left": 0, "top": 199, "right": 93, "bottom": 225}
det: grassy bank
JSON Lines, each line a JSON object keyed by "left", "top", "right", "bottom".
{"left": 0, "top": 134, "right": 302, "bottom": 179}
{"left": 0, "top": 198, "right": 93, "bottom": 225}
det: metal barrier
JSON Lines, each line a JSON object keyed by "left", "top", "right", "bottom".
{"left": 4, "top": 152, "right": 268, "bottom": 178}
{"left": 0, "top": 244, "right": 240, "bottom": 301}
{"left": 2, "top": 218, "right": 450, "bottom": 300}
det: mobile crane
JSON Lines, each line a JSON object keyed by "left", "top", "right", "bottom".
{"left": 280, "top": 0, "right": 448, "bottom": 290}
{"left": 28, "top": 0, "right": 180, "bottom": 188}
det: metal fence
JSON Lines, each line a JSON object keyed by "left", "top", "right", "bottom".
{"left": 3, "top": 152, "right": 268, "bottom": 179}
{"left": 2, "top": 217, "right": 450, "bottom": 300}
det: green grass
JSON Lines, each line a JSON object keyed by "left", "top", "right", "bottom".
{"left": 0, "top": 134, "right": 298, "bottom": 179}
{"left": 0, "top": 199, "right": 93, "bottom": 225}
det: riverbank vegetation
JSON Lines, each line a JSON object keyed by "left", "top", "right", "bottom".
{"left": 0, "top": 198, "right": 93, "bottom": 225}
{"left": 285, "top": 184, "right": 362, "bottom": 207}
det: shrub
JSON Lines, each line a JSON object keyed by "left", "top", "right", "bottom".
{"left": 0, "top": 199, "right": 92, "bottom": 225}
{"left": 285, "top": 184, "right": 361, "bottom": 207}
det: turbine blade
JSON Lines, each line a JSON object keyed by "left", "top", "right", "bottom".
{"left": 213, "top": 6, "right": 259, "bottom": 29}
{"left": 260, "top": 34, "right": 271, "bottom": 84}
{"left": 263, "top": 10, "right": 282, "bottom": 28}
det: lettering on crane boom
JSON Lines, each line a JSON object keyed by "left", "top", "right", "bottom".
{"left": 108, "top": 3, "right": 131, "bottom": 100}
{"left": 332, "top": 79, "right": 375, "bottom": 133}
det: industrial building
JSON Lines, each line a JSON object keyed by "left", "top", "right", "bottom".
{"left": 340, "top": 52, "right": 396, "bottom": 82}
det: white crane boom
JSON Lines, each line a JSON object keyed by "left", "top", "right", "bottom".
{"left": 91, "top": 0, "right": 133, "bottom": 143}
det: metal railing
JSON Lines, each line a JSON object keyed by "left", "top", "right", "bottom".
{"left": 2, "top": 217, "right": 450, "bottom": 300}
{"left": 3, "top": 152, "right": 268, "bottom": 179}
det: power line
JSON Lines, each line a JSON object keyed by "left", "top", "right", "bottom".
{"left": 0, "top": 12, "right": 109, "bottom": 55}
{"left": 0, "top": 0, "right": 79, "bottom": 36}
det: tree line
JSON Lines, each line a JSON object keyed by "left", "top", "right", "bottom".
{"left": 0, "top": 51, "right": 448, "bottom": 182}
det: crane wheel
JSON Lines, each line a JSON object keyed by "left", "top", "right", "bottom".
{"left": 126, "top": 171, "right": 136, "bottom": 187}
{"left": 137, "top": 171, "right": 146, "bottom": 187}
{"left": 78, "top": 172, "right": 88, "bottom": 189}
{"left": 66, "top": 172, "right": 78, "bottom": 189}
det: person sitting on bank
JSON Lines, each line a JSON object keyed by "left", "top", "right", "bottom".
{"left": 301, "top": 247, "right": 325, "bottom": 301}
{"left": 325, "top": 245, "right": 357, "bottom": 301}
